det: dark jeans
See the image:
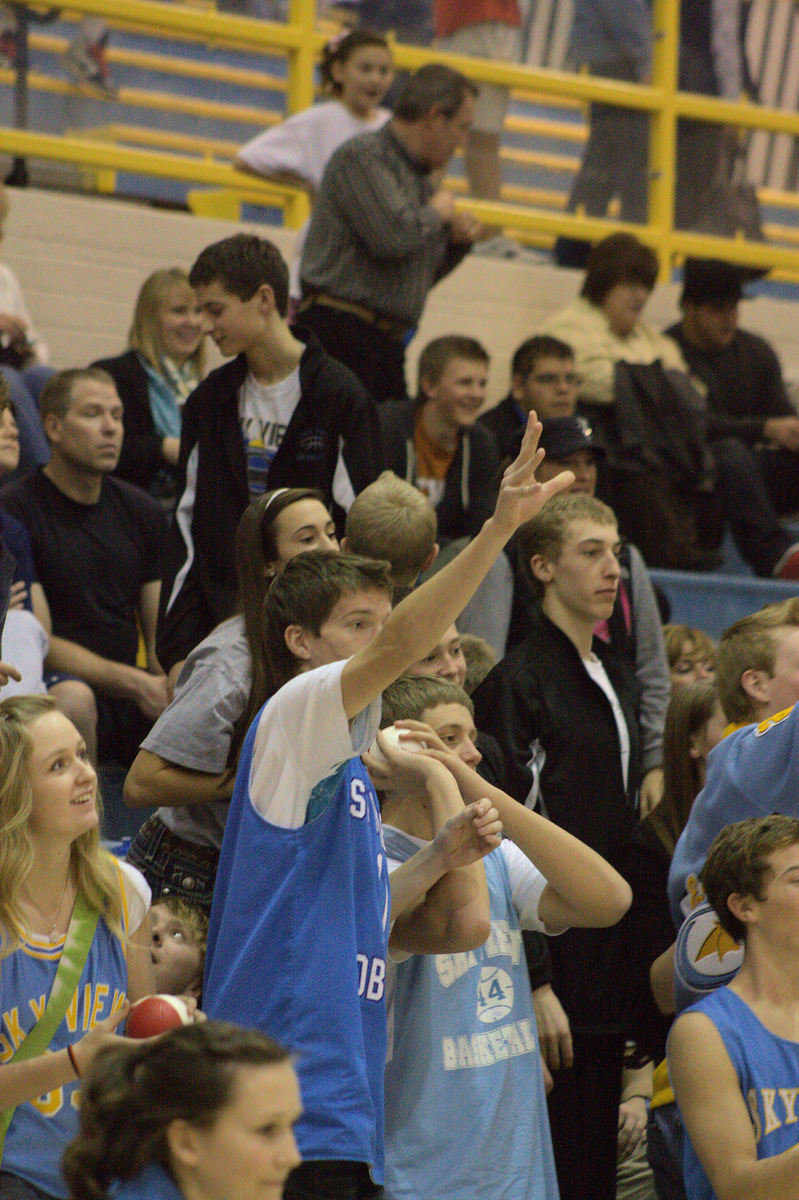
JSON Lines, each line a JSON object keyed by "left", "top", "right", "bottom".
{"left": 566, "top": 61, "right": 649, "bottom": 226}
{"left": 547, "top": 1031, "right": 625, "bottom": 1200}
{"left": 0, "top": 1174, "right": 60, "bottom": 1200}
{"left": 126, "top": 813, "right": 219, "bottom": 913}
{"left": 711, "top": 437, "right": 793, "bottom": 575}
{"left": 296, "top": 305, "right": 409, "bottom": 403}
{"left": 283, "top": 1161, "right": 384, "bottom": 1200}
{"left": 647, "top": 1103, "right": 687, "bottom": 1200}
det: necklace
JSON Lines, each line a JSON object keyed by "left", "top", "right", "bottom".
{"left": 22, "top": 872, "right": 72, "bottom": 941}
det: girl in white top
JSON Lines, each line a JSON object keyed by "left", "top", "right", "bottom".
{"left": 236, "top": 29, "right": 394, "bottom": 301}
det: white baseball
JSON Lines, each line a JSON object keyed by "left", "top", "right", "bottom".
{"left": 369, "top": 724, "right": 427, "bottom": 762}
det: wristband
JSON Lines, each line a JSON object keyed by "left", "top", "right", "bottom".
{"left": 67, "top": 1044, "right": 81, "bottom": 1078}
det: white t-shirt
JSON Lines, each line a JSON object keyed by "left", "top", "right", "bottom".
{"left": 583, "top": 653, "right": 631, "bottom": 789}
{"left": 238, "top": 367, "right": 302, "bottom": 499}
{"left": 237, "top": 99, "right": 391, "bottom": 298}
{"left": 249, "top": 658, "right": 381, "bottom": 829}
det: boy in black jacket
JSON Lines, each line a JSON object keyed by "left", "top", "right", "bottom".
{"left": 156, "top": 234, "right": 383, "bottom": 671}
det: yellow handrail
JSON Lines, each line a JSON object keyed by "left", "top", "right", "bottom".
{"left": 10, "top": 0, "right": 799, "bottom": 278}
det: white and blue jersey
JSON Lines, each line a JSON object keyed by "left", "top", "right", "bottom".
{"left": 0, "top": 858, "right": 149, "bottom": 1198}
{"left": 678, "top": 987, "right": 799, "bottom": 1200}
{"left": 383, "top": 826, "right": 560, "bottom": 1200}
{"left": 668, "top": 706, "right": 799, "bottom": 1004}
{"left": 204, "top": 660, "right": 389, "bottom": 1179}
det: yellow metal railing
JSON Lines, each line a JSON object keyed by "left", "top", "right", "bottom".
{"left": 9, "top": 0, "right": 799, "bottom": 277}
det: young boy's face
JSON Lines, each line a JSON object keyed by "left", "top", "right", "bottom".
{"left": 194, "top": 280, "right": 266, "bottom": 358}
{"left": 420, "top": 702, "right": 481, "bottom": 769}
{"left": 534, "top": 518, "right": 621, "bottom": 627}
{"left": 422, "top": 356, "right": 488, "bottom": 430}
{"left": 513, "top": 355, "right": 578, "bottom": 419}
{"left": 150, "top": 902, "right": 203, "bottom": 998}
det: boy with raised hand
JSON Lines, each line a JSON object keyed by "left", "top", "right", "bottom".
{"left": 371, "top": 674, "right": 631, "bottom": 1200}
{"left": 203, "top": 415, "right": 574, "bottom": 1200}
{"left": 668, "top": 815, "right": 799, "bottom": 1200}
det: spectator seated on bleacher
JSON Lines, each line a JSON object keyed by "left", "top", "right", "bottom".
{"left": 0, "top": 376, "right": 97, "bottom": 751}
{"left": 0, "top": 369, "right": 169, "bottom": 837}
{"left": 94, "top": 268, "right": 205, "bottom": 505}
{"left": 378, "top": 335, "right": 500, "bottom": 547}
{"left": 540, "top": 233, "right": 799, "bottom": 580}
{"left": 0, "top": 184, "right": 54, "bottom": 484}
{"left": 479, "top": 334, "right": 580, "bottom": 463}
{"left": 667, "top": 257, "right": 799, "bottom": 581}
{"left": 124, "top": 487, "right": 339, "bottom": 915}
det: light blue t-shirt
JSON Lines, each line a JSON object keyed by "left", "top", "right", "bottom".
{"left": 383, "top": 827, "right": 560, "bottom": 1200}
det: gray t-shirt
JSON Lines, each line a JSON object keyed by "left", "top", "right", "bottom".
{"left": 143, "top": 615, "right": 251, "bottom": 848}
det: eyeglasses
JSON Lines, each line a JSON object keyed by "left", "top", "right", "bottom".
{"left": 531, "top": 372, "right": 581, "bottom": 387}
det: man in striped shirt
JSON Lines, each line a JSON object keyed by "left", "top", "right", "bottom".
{"left": 299, "top": 64, "right": 483, "bottom": 403}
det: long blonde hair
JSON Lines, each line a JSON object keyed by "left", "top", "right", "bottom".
{"left": 128, "top": 267, "right": 205, "bottom": 376}
{"left": 0, "top": 696, "right": 123, "bottom": 957}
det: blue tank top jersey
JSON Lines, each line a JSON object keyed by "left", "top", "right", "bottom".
{"left": 681, "top": 987, "right": 799, "bottom": 1200}
{"left": 204, "top": 695, "right": 390, "bottom": 1178}
{"left": 383, "top": 827, "right": 559, "bottom": 1200}
{"left": 0, "top": 860, "right": 144, "bottom": 1198}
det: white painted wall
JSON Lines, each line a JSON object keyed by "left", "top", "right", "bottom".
{"left": 6, "top": 187, "right": 799, "bottom": 405}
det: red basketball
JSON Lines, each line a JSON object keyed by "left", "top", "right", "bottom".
{"left": 126, "top": 994, "right": 191, "bottom": 1038}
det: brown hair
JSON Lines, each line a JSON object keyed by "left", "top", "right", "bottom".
{"left": 39, "top": 367, "right": 117, "bottom": 425}
{"left": 646, "top": 681, "right": 720, "bottom": 856}
{"left": 716, "top": 598, "right": 799, "bottom": 723}
{"left": 229, "top": 487, "right": 328, "bottom": 768}
{"left": 702, "top": 814, "right": 799, "bottom": 942}
{"left": 663, "top": 625, "right": 716, "bottom": 676}
{"left": 382, "top": 674, "right": 473, "bottom": 728}
{"left": 517, "top": 492, "right": 616, "bottom": 597}
{"left": 417, "top": 334, "right": 489, "bottom": 396}
{"left": 264, "top": 550, "right": 393, "bottom": 693}
{"left": 319, "top": 28, "right": 391, "bottom": 96}
{"left": 580, "top": 233, "right": 658, "bottom": 306}
{"left": 63, "top": 1022, "right": 291, "bottom": 1200}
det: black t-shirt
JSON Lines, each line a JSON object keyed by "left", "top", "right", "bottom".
{"left": 0, "top": 469, "right": 166, "bottom": 664}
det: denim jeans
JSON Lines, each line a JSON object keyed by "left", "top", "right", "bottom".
{"left": 647, "top": 1103, "right": 687, "bottom": 1200}
{"left": 126, "top": 814, "right": 219, "bottom": 913}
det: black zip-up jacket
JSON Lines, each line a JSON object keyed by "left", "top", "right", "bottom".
{"left": 377, "top": 398, "right": 500, "bottom": 542}
{"left": 156, "top": 332, "right": 382, "bottom": 669}
{"left": 473, "top": 608, "right": 640, "bottom": 1032}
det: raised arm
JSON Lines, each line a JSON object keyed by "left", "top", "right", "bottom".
{"left": 367, "top": 733, "right": 497, "bottom": 955}
{"left": 340, "top": 414, "right": 574, "bottom": 719}
{"left": 397, "top": 731, "right": 631, "bottom": 931}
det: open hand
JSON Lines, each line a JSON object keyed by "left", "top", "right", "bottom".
{"left": 491, "top": 412, "right": 575, "bottom": 537}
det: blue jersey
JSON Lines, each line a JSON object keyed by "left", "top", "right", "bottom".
{"left": 0, "top": 858, "right": 149, "bottom": 1198}
{"left": 384, "top": 827, "right": 559, "bottom": 1200}
{"left": 680, "top": 987, "right": 799, "bottom": 1200}
{"left": 204, "top": 661, "right": 389, "bottom": 1178}
{"left": 668, "top": 706, "right": 799, "bottom": 1004}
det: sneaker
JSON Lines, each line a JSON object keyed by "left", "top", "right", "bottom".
{"left": 62, "top": 33, "right": 117, "bottom": 99}
{"left": 773, "top": 543, "right": 799, "bottom": 580}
